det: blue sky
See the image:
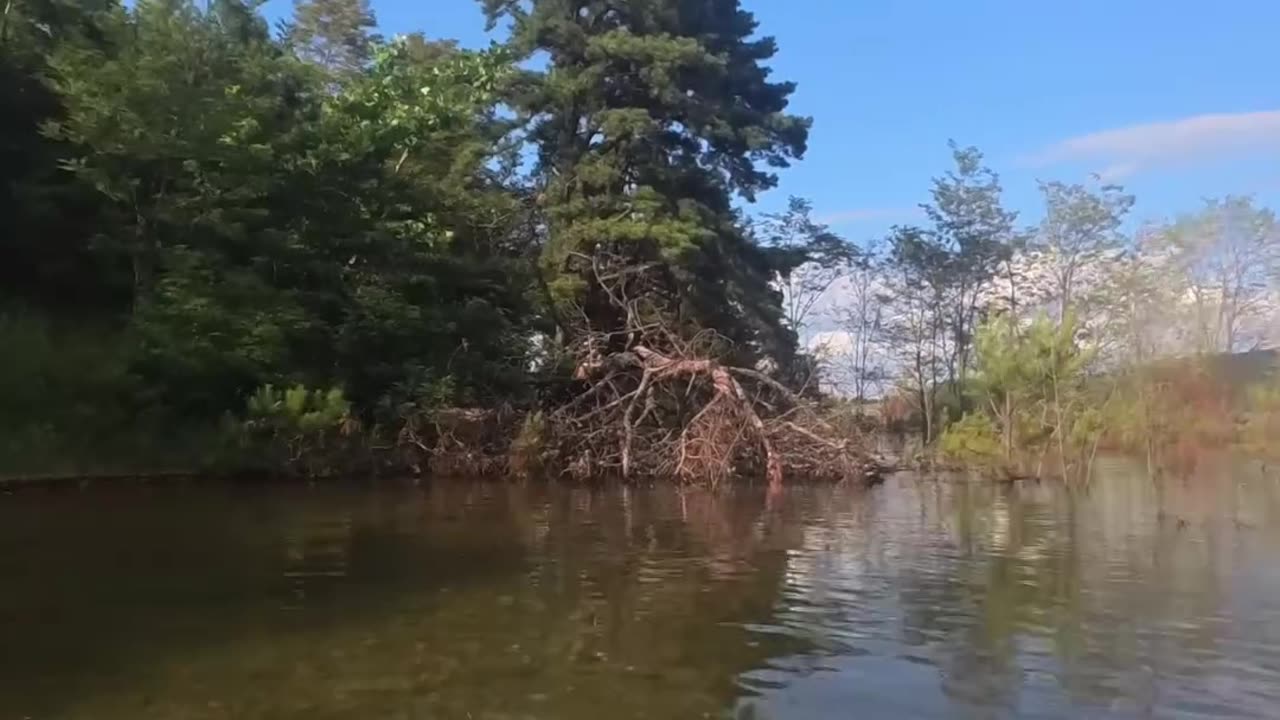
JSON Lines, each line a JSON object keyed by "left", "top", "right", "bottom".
{"left": 263, "top": 0, "right": 1280, "bottom": 243}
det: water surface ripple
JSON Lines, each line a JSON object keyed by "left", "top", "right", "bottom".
{"left": 3, "top": 461, "right": 1279, "bottom": 719}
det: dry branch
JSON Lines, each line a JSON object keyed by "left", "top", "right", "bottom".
{"left": 534, "top": 252, "right": 884, "bottom": 487}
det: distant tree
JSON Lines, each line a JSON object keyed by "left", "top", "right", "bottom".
{"left": 400, "top": 32, "right": 460, "bottom": 66}
{"left": 1088, "top": 232, "right": 1181, "bottom": 469}
{"left": 831, "top": 240, "right": 886, "bottom": 407}
{"left": 1152, "top": 197, "right": 1279, "bottom": 353}
{"left": 879, "top": 225, "right": 951, "bottom": 443}
{"left": 758, "top": 196, "right": 857, "bottom": 335}
{"left": 921, "top": 142, "right": 1018, "bottom": 390}
{"left": 287, "top": 0, "right": 378, "bottom": 76}
{"left": 1031, "top": 179, "right": 1134, "bottom": 322}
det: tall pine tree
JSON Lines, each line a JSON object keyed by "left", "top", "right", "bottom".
{"left": 287, "top": 0, "right": 378, "bottom": 76}
{"left": 484, "top": 0, "right": 810, "bottom": 367}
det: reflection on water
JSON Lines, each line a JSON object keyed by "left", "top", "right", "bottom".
{"left": 2, "top": 461, "right": 1280, "bottom": 719}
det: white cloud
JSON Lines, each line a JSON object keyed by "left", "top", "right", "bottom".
{"left": 1024, "top": 110, "right": 1280, "bottom": 179}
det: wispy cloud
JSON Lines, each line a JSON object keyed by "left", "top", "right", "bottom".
{"left": 1023, "top": 110, "right": 1280, "bottom": 180}
{"left": 817, "top": 207, "right": 915, "bottom": 227}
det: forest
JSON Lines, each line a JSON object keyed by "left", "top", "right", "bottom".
{"left": 2, "top": 0, "right": 1278, "bottom": 483}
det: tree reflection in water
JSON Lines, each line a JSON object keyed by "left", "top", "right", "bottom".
{"left": 2, "top": 463, "right": 1279, "bottom": 719}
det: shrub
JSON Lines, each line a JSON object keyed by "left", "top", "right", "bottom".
{"left": 939, "top": 412, "right": 1003, "bottom": 465}
{"left": 509, "top": 411, "right": 550, "bottom": 479}
{"left": 231, "top": 384, "right": 357, "bottom": 477}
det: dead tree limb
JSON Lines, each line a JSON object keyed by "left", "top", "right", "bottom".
{"left": 535, "top": 251, "right": 883, "bottom": 487}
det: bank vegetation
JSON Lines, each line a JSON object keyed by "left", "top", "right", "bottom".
{"left": 3, "top": 0, "right": 1275, "bottom": 486}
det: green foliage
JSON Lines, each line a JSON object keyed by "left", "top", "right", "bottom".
{"left": 966, "top": 313, "right": 1277, "bottom": 476}
{"left": 1, "top": 0, "right": 122, "bottom": 309}
{"left": 509, "top": 411, "right": 550, "bottom": 478}
{"left": 245, "top": 384, "right": 351, "bottom": 434}
{"left": 965, "top": 312, "right": 1102, "bottom": 478}
{"left": 0, "top": 308, "right": 220, "bottom": 475}
{"left": 286, "top": 0, "right": 379, "bottom": 76}
{"left": 2, "top": 0, "right": 540, "bottom": 475}
{"left": 1027, "top": 316, "right": 1091, "bottom": 393}
{"left": 36, "top": 0, "right": 533, "bottom": 419}
{"left": 923, "top": 143, "right": 1019, "bottom": 382}
{"left": 232, "top": 383, "right": 356, "bottom": 476}
{"left": 973, "top": 314, "right": 1025, "bottom": 399}
{"left": 11, "top": 0, "right": 1266, "bottom": 483}
{"left": 489, "top": 0, "right": 811, "bottom": 368}
{"left": 0, "top": 309, "right": 132, "bottom": 471}
{"left": 1033, "top": 180, "right": 1134, "bottom": 320}
{"left": 939, "top": 413, "right": 1003, "bottom": 465}
{"left": 42, "top": 0, "right": 290, "bottom": 307}
{"left": 877, "top": 144, "right": 1019, "bottom": 442}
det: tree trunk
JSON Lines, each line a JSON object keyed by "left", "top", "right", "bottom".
{"left": 1003, "top": 393, "right": 1014, "bottom": 460}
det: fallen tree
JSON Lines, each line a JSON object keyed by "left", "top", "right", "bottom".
{"left": 205, "top": 251, "right": 887, "bottom": 487}
{"left": 524, "top": 253, "right": 885, "bottom": 490}
{"left": 541, "top": 338, "right": 883, "bottom": 490}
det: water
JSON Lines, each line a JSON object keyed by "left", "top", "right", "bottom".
{"left": 3, "top": 461, "right": 1280, "bottom": 719}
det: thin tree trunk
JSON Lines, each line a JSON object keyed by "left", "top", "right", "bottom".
{"left": 1053, "top": 370, "right": 1069, "bottom": 482}
{"left": 1003, "top": 393, "right": 1014, "bottom": 460}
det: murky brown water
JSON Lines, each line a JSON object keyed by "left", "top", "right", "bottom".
{"left": 3, "top": 459, "right": 1280, "bottom": 719}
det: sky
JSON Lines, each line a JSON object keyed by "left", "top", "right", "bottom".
{"left": 262, "top": 0, "right": 1280, "bottom": 245}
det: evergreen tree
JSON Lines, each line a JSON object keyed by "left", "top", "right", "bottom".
{"left": 287, "top": 0, "right": 378, "bottom": 76}
{"left": 484, "top": 0, "right": 810, "bottom": 367}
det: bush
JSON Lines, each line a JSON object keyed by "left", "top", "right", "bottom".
{"left": 0, "top": 310, "right": 129, "bottom": 473}
{"left": 228, "top": 384, "right": 358, "bottom": 477}
{"left": 939, "top": 412, "right": 1003, "bottom": 465}
{"left": 508, "top": 411, "right": 549, "bottom": 479}
{"left": 0, "top": 308, "right": 226, "bottom": 475}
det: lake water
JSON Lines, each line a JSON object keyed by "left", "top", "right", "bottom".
{"left": 4, "top": 461, "right": 1280, "bottom": 719}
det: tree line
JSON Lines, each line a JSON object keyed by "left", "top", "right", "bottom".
{"left": 2, "top": 0, "right": 1274, "bottom": 481}
{"left": 1, "top": 0, "right": 866, "bottom": 481}
{"left": 804, "top": 146, "right": 1280, "bottom": 478}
